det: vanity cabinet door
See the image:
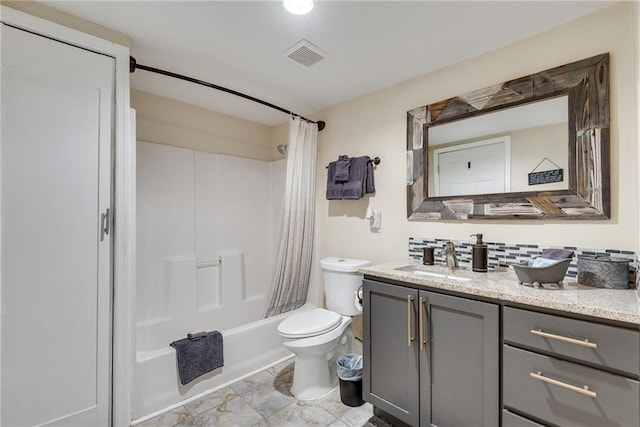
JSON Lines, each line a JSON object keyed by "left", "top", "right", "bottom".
{"left": 421, "top": 292, "right": 499, "bottom": 427}
{"left": 363, "top": 279, "right": 420, "bottom": 427}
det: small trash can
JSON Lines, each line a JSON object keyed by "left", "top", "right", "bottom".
{"left": 336, "top": 353, "right": 364, "bottom": 407}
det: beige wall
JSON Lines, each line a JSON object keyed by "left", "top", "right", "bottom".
{"left": 131, "top": 90, "right": 277, "bottom": 161}
{"left": 316, "top": 2, "right": 639, "bottom": 271}
{"left": 2, "top": 1, "right": 130, "bottom": 46}
{"left": 510, "top": 123, "right": 568, "bottom": 192}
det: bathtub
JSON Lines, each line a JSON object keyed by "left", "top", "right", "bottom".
{"left": 132, "top": 304, "right": 314, "bottom": 421}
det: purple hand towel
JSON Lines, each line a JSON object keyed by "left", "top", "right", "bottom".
{"left": 326, "top": 161, "right": 343, "bottom": 200}
{"left": 366, "top": 158, "right": 375, "bottom": 194}
{"left": 342, "top": 156, "right": 368, "bottom": 200}
{"left": 541, "top": 248, "right": 574, "bottom": 260}
{"left": 334, "top": 155, "right": 351, "bottom": 182}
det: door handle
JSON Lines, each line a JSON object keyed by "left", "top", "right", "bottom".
{"left": 407, "top": 295, "right": 414, "bottom": 347}
{"left": 100, "top": 208, "right": 110, "bottom": 242}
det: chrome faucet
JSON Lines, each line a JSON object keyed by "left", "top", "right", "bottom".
{"left": 441, "top": 241, "right": 458, "bottom": 268}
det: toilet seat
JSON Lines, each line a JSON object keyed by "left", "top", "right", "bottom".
{"left": 277, "top": 308, "right": 342, "bottom": 339}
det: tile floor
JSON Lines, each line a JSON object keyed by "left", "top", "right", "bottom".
{"left": 138, "top": 342, "right": 387, "bottom": 427}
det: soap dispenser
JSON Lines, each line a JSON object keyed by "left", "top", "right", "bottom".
{"left": 471, "top": 234, "right": 488, "bottom": 273}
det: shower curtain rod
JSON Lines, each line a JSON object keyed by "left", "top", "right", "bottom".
{"left": 129, "top": 56, "right": 326, "bottom": 131}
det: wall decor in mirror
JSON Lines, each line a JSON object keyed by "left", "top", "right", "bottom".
{"left": 407, "top": 53, "right": 609, "bottom": 220}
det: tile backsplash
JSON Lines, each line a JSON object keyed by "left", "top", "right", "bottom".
{"left": 409, "top": 237, "right": 637, "bottom": 287}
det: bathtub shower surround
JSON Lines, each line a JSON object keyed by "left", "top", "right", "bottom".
{"left": 409, "top": 237, "right": 637, "bottom": 286}
{"left": 135, "top": 141, "right": 287, "bottom": 418}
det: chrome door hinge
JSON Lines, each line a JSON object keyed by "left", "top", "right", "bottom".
{"left": 100, "top": 208, "right": 110, "bottom": 241}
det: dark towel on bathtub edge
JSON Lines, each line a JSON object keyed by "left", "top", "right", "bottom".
{"left": 170, "top": 330, "right": 224, "bottom": 385}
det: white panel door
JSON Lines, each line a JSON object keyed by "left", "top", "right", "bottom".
{"left": 435, "top": 138, "right": 509, "bottom": 197}
{"left": 1, "top": 25, "right": 114, "bottom": 426}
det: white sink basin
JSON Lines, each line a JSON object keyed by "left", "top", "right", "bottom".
{"left": 394, "top": 265, "right": 472, "bottom": 282}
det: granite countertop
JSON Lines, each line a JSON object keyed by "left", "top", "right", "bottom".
{"left": 361, "top": 262, "right": 640, "bottom": 326}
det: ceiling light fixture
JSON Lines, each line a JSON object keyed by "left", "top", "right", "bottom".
{"left": 283, "top": 0, "right": 314, "bottom": 15}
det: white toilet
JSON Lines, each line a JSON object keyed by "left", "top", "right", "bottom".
{"left": 277, "top": 257, "right": 370, "bottom": 400}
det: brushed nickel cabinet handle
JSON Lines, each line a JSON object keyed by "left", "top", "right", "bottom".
{"left": 419, "top": 297, "right": 426, "bottom": 350}
{"left": 407, "top": 295, "right": 414, "bottom": 347}
{"left": 530, "top": 371, "right": 597, "bottom": 398}
{"left": 530, "top": 329, "right": 597, "bottom": 349}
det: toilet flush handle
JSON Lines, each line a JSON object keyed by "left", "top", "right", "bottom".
{"left": 356, "top": 285, "right": 363, "bottom": 306}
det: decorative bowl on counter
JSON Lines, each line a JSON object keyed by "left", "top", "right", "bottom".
{"left": 511, "top": 258, "right": 572, "bottom": 288}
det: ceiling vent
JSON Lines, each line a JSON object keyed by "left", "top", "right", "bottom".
{"left": 282, "top": 39, "right": 328, "bottom": 67}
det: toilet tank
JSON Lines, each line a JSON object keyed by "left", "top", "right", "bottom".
{"left": 321, "top": 257, "right": 371, "bottom": 316}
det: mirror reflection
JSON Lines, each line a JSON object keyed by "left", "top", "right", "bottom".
{"left": 428, "top": 96, "right": 568, "bottom": 197}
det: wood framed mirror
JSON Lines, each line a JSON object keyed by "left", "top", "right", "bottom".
{"left": 407, "top": 53, "right": 609, "bottom": 220}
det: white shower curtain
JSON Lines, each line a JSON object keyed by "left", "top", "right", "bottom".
{"left": 265, "top": 116, "right": 318, "bottom": 317}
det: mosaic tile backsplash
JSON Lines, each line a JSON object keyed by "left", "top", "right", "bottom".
{"left": 409, "top": 237, "right": 637, "bottom": 287}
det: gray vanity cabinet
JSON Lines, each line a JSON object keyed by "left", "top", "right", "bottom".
{"left": 363, "top": 279, "right": 499, "bottom": 427}
{"left": 503, "top": 307, "right": 640, "bottom": 427}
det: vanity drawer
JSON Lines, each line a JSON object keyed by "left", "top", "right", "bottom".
{"left": 504, "top": 345, "right": 640, "bottom": 427}
{"left": 502, "top": 410, "right": 545, "bottom": 427}
{"left": 504, "top": 306, "right": 640, "bottom": 376}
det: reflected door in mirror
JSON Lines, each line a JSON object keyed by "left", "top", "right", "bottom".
{"left": 434, "top": 137, "right": 509, "bottom": 196}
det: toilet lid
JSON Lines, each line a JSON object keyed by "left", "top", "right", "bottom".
{"left": 278, "top": 308, "right": 342, "bottom": 339}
